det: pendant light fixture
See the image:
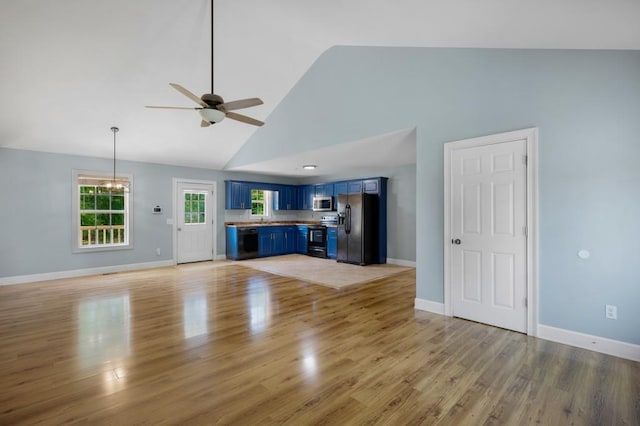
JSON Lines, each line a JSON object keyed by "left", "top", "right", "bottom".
{"left": 103, "top": 126, "right": 129, "bottom": 192}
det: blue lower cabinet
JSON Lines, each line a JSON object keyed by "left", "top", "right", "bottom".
{"left": 225, "top": 227, "right": 239, "bottom": 260}
{"left": 258, "top": 226, "right": 297, "bottom": 257}
{"left": 327, "top": 227, "right": 337, "bottom": 259}
{"left": 296, "top": 226, "right": 308, "bottom": 254}
{"left": 283, "top": 227, "right": 296, "bottom": 253}
{"left": 258, "top": 228, "right": 274, "bottom": 257}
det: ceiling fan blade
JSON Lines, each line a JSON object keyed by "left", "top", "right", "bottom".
{"left": 218, "top": 98, "right": 263, "bottom": 112}
{"left": 226, "top": 112, "right": 264, "bottom": 127}
{"left": 201, "top": 120, "right": 211, "bottom": 128}
{"left": 169, "top": 83, "right": 208, "bottom": 108}
{"left": 145, "top": 105, "right": 198, "bottom": 110}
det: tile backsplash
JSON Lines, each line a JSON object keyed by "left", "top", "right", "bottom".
{"left": 224, "top": 209, "right": 323, "bottom": 223}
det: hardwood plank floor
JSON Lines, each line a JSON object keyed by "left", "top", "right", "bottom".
{"left": 0, "top": 262, "right": 638, "bottom": 425}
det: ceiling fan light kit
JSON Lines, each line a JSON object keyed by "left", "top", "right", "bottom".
{"left": 145, "top": 0, "right": 264, "bottom": 128}
{"left": 199, "top": 108, "right": 225, "bottom": 124}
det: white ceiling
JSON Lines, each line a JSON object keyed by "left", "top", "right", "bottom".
{"left": 1, "top": 0, "right": 639, "bottom": 175}
{"left": 230, "top": 128, "right": 417, "bottom": 177}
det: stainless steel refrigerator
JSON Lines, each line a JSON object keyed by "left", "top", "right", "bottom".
{"left": 337, "top": 193, "right": 378, "bottom": 265}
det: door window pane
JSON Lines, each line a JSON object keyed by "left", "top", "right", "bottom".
{"left": 183, "top": 191, "right": 206, "bottom": 224}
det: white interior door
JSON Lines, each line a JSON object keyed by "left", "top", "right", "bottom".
{"left": 177, "top": 181, "right": 214, "bottom": 264}
{"left": 450, "top": 138, "right": 527, "bottom": 332}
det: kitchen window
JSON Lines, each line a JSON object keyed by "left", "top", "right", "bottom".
{"left": 251, "top": 189, "right": 271, "bottom": 217}
{"left": 72, "top": 171, "right": 133, "bottom": 252}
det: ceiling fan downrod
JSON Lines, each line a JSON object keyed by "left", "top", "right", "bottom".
{"left": 211, "top": 0, "right": 216, "bottom": 94}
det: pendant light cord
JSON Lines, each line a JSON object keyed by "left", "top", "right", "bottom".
{"left": 111, "top": 126, "right": 119, "bottom": 182}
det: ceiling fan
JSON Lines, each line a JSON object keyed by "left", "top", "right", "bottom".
{"left": 145, "top": 0, "right": 264, "bottom": 127}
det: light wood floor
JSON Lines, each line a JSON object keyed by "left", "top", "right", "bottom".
{"left": 0, "top": 263, "right": 638, "bottom": 425}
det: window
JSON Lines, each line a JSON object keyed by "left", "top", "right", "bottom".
{"left": 251, "top": 189, "right": 271, "bottom": 217}
{"left": 73, "top": 171, "right": 132, "bottom": 252}
{"left": 183, "top": 191, "right": 207, "bottom": 224}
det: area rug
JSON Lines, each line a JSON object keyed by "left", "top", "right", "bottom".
{"left": 236, "top": 254, "right": 413, "bottom": 289}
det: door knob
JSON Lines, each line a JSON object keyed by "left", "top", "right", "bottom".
{"left": 452, "top": 239, "right": 461, "bottom": 245}
{"left": 178, "top": 227, "right": 182, "bottom": 231}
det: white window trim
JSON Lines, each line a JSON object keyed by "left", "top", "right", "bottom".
{"left": 72, "top": 169, "right": 134, "bottom": 253}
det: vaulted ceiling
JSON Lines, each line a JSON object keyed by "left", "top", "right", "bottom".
{"left": 1, "top": 0, "right": 639, "bottom": 174}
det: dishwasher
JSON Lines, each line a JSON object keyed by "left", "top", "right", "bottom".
{"left": 236, "top": 227, "right": 259, "bottom": 259}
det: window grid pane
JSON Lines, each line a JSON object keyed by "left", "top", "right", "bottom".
{"left": 78, "top": 181, "right": 129, "bottom": 247}
{"left": 184, "top": 191, "right": 206, "bottom": 225}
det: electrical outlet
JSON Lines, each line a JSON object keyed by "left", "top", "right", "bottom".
{"left": 605, "top": 304, "right": 617, "bottom": 320}
{"left": 156, "top": 248, "right": 161, "bottom": 256}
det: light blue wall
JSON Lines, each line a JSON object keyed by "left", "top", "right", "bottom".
{"left": 230, "top": 47, "right": 640, "bottom": 345}
{"left": 0, "top": 148, "right": 296, "bottom": 278}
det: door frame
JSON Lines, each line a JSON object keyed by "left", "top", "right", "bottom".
{"left": 443, "top": 128, "right": 538, "bottom": 336}
{"left": 172, "top": 178, "right": 217, "bottom": 264}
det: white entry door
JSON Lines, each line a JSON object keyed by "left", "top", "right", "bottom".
{"left": 449, "top": 138, "right": 527, "bottom": 332}
{"left": 176, "top": 181, "right": 214, "bottom": 264}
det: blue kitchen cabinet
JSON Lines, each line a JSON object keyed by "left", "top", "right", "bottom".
{"left": 273, "top": 185, "right": 296, "bottom": 210}
{"left": 314, "top": 183, "right": 334, "bottom": 197}
{"left": 333, "top": 180, "right": 362, "bottom": 197}
{"left": 333, "top": 181, "right": 348, "bottom": 197}
{"left": 226, "top": 227, "right": 239, "bottom": 259}
{"left": 297, "top": 185, "right": 315, "bottom": 210}
{"left": 258, "top": 228, "right": 274, "bottom": 257}
{"left": 283, "top": 226, "right": 296, "bottom": 253}
{"left": 273, "top": 229, "right": 285, "bottom": 254}
{"left": 225, "top": 180, "right": 251, "bottom": 209}
{"left": 296, "top": 225, "right": 308, "bottom": 254}
{"left": 362, "top": 178, "right": 380, "bottom": 194}
{"left": 327, "top": 227, "right": 337, "bottom": 259}
{"left": 258, "top": 226, "right": 296, "bottom": 256}
{"left": 348, "top": 180, "right": 363, "bottom": 194}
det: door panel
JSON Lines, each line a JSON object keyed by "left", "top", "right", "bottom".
{"left": 451, "top": 139, "right": 527, "bottom": 333}
{"left": 462, "top": 250, "right": 482, "bottom": 303}
{"left": 462, "top": 183, "right": 481, "bottom": 235}
{"left": 492, "top": 182, "right": 514, "bottom": 236}
{"left": 177, "top": 182, "right": 214, "bottom": 264}
{"left": 492, "top": 252, "right": 515, "bottom": 308}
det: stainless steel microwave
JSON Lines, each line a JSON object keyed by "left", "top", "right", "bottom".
{"left": 312, "top": 196, "right": 333, "bottom": 211}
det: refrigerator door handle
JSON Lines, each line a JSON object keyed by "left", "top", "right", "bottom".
{"left": 345, "top": 204, "right": 351, "bottom": 234}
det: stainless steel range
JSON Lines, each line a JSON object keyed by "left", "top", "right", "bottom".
{"left": 307, "top": 225, "right": 327, "bottom": 258}
{"left": 306, "top": 215, "right": 337, "bottom": 258}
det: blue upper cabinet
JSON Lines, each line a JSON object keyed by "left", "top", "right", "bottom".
{"left": 225, "top": 180, "right": 251, "bottom": 209}
{"left": 333, "top": 181, "right": 348, "bottom": 197}
{"left": 297, "top": 185, "right": 315, "bottom": 210}
{"left": 348, "top": 180, "right": 363, "bottom": 194}
{"left": 362, "top": 178, "right": 380, "bottom": 194}
{"left": 314, "top": 183, "right": 334, "bottom": 197}
{"left": 273, "top": 185, "right": 296, "bottom": 210}
{"left": 334, "top": 180, "right": 363, "bottom": 196}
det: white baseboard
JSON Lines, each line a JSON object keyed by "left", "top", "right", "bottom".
{"left": 0, "top": 260, "right": 175, "bottom": 286}
{"left": 215, "top": 254, "right": 227, "bottom": 261}
{"left": 387, "top": 258, "right": 416, "bottom": 267}
{"left": 414, "top": 298, "right": 445, "bottom": 315}
{"left": 538, "top": 324, "right": 640, "bottom": 362}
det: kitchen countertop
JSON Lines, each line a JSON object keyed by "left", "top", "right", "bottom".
{"left": 225, "top": 221, "right": 321, "bottom": 228}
